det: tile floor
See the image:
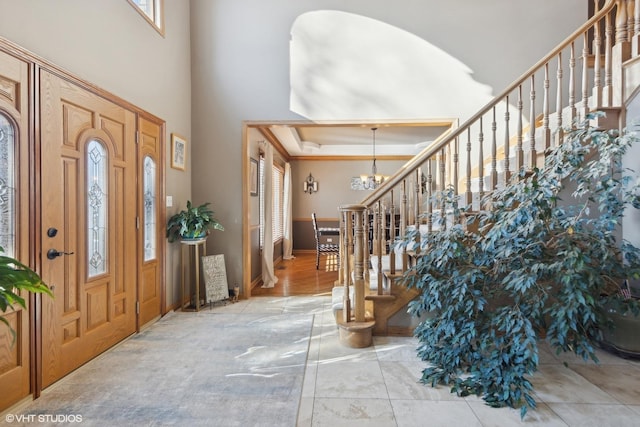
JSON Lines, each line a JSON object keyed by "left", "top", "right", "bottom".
{"left": 294, "top": 295, "right": 640, "bottom": 427}
{"left": 3, "top": 295, "right": 640, "bottom": 426}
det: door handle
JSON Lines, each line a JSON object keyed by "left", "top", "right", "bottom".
{"left": 47, "top": 249, "right": 75, "bottom": 260}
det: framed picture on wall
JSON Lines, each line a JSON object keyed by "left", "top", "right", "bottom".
{"left": 250, "top": 158, "right": 258, "bottom": 196}
{"left": 171, "top": 133, "right": 187, "bottom": 171}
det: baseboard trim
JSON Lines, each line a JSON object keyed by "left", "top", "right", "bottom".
{"left": 251, "top": 276, "right": 262, "bottom": 289}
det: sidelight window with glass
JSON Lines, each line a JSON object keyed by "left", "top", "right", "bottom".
{"left": 143, "top": 156, "right": 156, "bottom": 261}
{"left": 87, "top": 140, "right": 108, "bottom": 277}
{"left": 0, "top": 113, "right": 15, "bottom": 257}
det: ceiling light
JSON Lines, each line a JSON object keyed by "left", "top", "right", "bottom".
{"left": 360, "top": 127, "right": 385, "bottom": 190}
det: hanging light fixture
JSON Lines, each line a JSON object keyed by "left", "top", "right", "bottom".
{"left": 360, "top": 127, "right": 385, "bottom": 190}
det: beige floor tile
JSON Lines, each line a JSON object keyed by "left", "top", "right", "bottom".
{"left": 467, "top": 401, "right": 569, "bottom": 426}
{"left": 391, "top": 400, "right": 482, "bottom": 427}
{"left": 380, "top": 361, "right": 458, "bottom": 401}
{"left": 302, "top": 362, "right": 318, "bottom": 398}
{"left": 296, "top": 397, "right": 314, "bottom": 427}
{"left": 316, "top": 317, "right": 338, "bottom": 331}
{"left": 624, "top": 357, "right": 640, "bottom": 368}
{"left": 242, "top": 296, "right": 289, "bottom": 313}
{"left": 315, "top": 361, "right": 388, "bottom": 399}
{"left": 283, "top": 296, "right": 328, "bottom": 314}
{"left": 207, "top": 301, "right": 248, "bottom": 313}
{"left": 547, "top": 403, "right": 640, "bottom": 427}
{"left": 549, "top": 345, "right": 632, "bottom": 366}
{"left": 312, "top": 398, "right": 396, "bottom": 427}
{"left": 568, "top": 364, "right": 640, "bottom": 405}
{"left": 373, "top": 336, "right": 421, "bottom": 362}
{"left": 536, "top": 342, "right": 635, "bottom": 367}
{"left": 318, "top": 334, "right": 379, "bottom": 363}
{"left": 538, "top": 342, "right": 563, "bottom": 364}
{"left": 307, "top": 333, "right": 322, "bottom": 361}
{"left": 532, "top": 365, "right": 619, "bottom": 404}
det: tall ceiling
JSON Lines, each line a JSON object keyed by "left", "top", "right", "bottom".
{"left": 258, "top": 121, "right": 454, "bottom": 158}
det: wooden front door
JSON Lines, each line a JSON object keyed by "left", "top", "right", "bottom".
{"left": 39, "top": 70, "right": 137, "bottom": 387}
{"left": 0, "top": 50, "right": 32, "bottom": 410}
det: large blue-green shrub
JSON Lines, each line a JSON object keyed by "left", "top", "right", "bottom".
{"left": 401, "top": 113, "right": 640, "bottom": 418}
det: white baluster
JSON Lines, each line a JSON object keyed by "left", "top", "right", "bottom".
{"left": 465, "top": 128, "right": 472, "bottom": 207}
{"left": 491, "top": 107, "right": 498, "bottom": 190}
{"left": 516, "top": 86, "right": 524, "bottom": 172}
{"left": 569, "top": 42, "right": 577, "bottom": 125}
{"left": 555, "top": 52, "right": 564, "bottom": 147}
{"left": 504, "top": 97, "right": 511, "bottom": 184}
{"left": 478, "top": 117, "right": 485, "bottom": 207}
{"left": 529, "top": 75, "right": 537, "bottom": 169}
{"left": 593, "top": 0, "right": 603, "bottom": 108}
{"left": 543, "top": 63, "right": 551, "bottom": 151}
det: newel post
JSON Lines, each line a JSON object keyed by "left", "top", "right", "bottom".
{"left": 340, "top": 204, "right": 367, "bottom": 323}
{"left": 339, "top": 207, "right": 352, "bottom": 323}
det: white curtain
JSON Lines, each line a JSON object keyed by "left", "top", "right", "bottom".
{"left": 283, "top": 162, "right": 295, "bottom": 260}
{"left": 261, "top": 145, "right": 278, "bottom": 288}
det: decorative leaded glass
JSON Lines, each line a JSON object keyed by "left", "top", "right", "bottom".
{"left": 0, "top": 114, "right": 15, "bottom": 257}
{"left": 87, "top": 140, "right": 108, "bottom": 277}
{"left": 143, "top": 155, "right": 156, "bottom": 261}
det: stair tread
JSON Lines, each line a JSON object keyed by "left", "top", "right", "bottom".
{"left": 365, "top": 294, "right": 396, "bottom": 301}
{"left": 382, "top": 270, "right": 404, "bottom": 279}
{"left": 383, "top": 271, "right": 414, "bottom": 278}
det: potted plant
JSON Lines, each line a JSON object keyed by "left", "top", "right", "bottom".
{"left": 0, "top": 247, "right": 52, "bottom": 343}
{"left": 166, "top": 200, "right": 224, "bottom": 242}
{"left": 399, "top": 113, "right": 640, "bottom": 419}
{"left": 600, "top": 279, "right": 640, "bottom": 356}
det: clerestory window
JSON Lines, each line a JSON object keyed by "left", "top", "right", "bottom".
{"left": 127, "top": 0, "right": 164, "bottom": 36}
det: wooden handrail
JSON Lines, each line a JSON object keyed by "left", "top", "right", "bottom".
{"left": 337, "top": 1, "right": 634, "bottom": 344}
{"left": 361, "top": 0, "right": 617, "bottom": 208}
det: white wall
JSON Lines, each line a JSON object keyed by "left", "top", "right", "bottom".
{"left": 0, "top": 0, "right": 192, "bottom": 309}
{"left": 624, "top": 94, "right": 640, "bottom": 249}
{"left": 190, "top": 0, "right": 585, "bottom": 288}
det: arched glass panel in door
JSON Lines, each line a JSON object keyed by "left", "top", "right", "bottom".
{"left": 87, "top": 140, "right": 108, "bottom": 277}
{"left": 0, "top": 113, "right": 15, "bottom": 257}
{"left": 143, "top": 155, "right": 156, "bottom": 261}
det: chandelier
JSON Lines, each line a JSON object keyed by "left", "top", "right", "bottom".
{"left": 360, "top": 127, "right": 385, "bottom": 190}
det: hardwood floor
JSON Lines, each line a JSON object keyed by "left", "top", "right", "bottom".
{"left": 251, "top": 252, "right": 338, "bottom": 297}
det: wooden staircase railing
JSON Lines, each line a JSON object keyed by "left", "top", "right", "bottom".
{"left": 336, "top": 0, "right": 640, "bottom": 346}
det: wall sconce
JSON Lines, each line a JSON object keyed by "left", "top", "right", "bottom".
{"left": 303, "top": 173, "right": 318, "bottom": 194}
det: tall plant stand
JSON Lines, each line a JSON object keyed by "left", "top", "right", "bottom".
{"left": 180, "top": 237, "right": 207, "bottom": 311}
